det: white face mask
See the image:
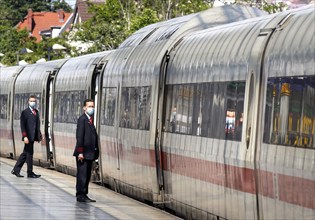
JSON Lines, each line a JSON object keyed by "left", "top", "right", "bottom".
{"left": 29, "top": 101, "right": 36, "bottom": 108}
{"left": 86, "top": 107, "right": 95, "bottom": 116}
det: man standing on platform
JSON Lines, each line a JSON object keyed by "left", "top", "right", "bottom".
{"left": 73, "top": 99, "right": 99, "bottom": 202}
{"left": 11, "top": 95, "right": 42, "bottom": 178}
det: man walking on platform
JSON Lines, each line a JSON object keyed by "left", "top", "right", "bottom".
{"left": 73, "top": 99, "right": 99, "bottom": 202}
{"left": 11, "top": 95, "right": 42, "bottom": 178}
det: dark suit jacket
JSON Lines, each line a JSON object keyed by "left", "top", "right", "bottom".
{"left": 20, "top": 107, "right": 41, "bottom": 142}
{"left": 73, "top": 113, "right": 99, "bottom": 160}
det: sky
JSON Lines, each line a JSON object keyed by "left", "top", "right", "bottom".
{"left": 62, "top": 0, "right": 76, "bottom": 9}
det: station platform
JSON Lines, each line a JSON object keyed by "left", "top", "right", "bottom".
{"left": 0, "top": 157, "right": 181, "bottom": 220}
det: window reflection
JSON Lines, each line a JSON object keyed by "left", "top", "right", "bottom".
{"left": 54, "top": 91, "right": 86, "bottom": 124}
{"left": 101, "top": 88, "right": 116, "bottom": 126}
{"left": 0, "top": 95, "right": 8, "bottom": 119}
{"left": 264, "top": 76, "right": 315, "bottom": 148}
{"left": 164, "top": 81, "right": 245, "bottom": 141}
{"left": 119, "top": 86, "right": 151, "bottom": 130}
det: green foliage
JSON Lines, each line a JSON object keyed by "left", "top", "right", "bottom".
{"left": 52, "top": 0, "right": 73, "bottom": 13}
{"left": 0, "top": 27, "right": 36, "bottom": 65}
{"left": 262, "top": 1, "right": 289, "bottom": 13}
{"left": 129, "top": 8, "right": 159, "bottom": 34}
{"left": 71, "top": 0, "right": 130, "bottom": 52}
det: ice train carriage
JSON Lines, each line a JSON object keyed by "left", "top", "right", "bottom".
{"left": 161, "top": 5, "right": 315, "bottom": 220}
{"left": 52, "top": 51, "right": 111, "bottom": 175}
{"left": 0, "top": 61, "right": 67, "bottom": 167}
{"left": 99, "top": 5, "right": 266, "bottom": 204}
{"left": 0, "top": 66, "right": 23, "bottom": 158}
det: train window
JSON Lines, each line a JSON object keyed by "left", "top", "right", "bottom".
{"left": 101, "top": 87, "right": 116, "bottom": 126}
{"left": 164, "top": 81, "right": 245, "bottom": 141}
{"left": 0, "top": 95, "right": 8, "bottom": 119}
{"left": 54, "top": 91, "right": 86, "bottom": 124}
{"left": 14, "top": 93, "right": 41, "bottom": 120}
{"left": 119, "top": 86, "right": 151, "bottom": 130}
{"left": 263, "top": 76, "right": 315, "bottom": 148}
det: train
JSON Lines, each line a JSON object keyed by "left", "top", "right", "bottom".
{"left": 0, "top": 4, "right": 314, "bottom": 220}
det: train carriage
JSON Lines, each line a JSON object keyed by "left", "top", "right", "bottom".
{"left": 52, "top": 51, "right": 111, "bottom": 175}
{"left": 161, "top": 5, "right": 315, "bottom": 219}
{"left": 257, "top": 6, "right": 315, "bottom": 219}
{"left": 11, "top": 60, "right": 66, "bottom": 167}
{"left": 99, "top": 5, "right": 265, "bottom": 204}
{"left": 0, "top": 66, "right": 24, "bottom": 158}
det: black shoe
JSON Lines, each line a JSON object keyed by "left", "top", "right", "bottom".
{"left": 77, "top": 197, "right": 90, "bottom": 203}
{"left": 76, "top": 196, "right": 96, "bottom": 203}
{"left": 27, "top": 173, "right": 41, "bottom": 178}
{"left": 85, "top": 196, "right": 96, "bottom": 202}
{"left": 11, "top": 170, "right": 24, "bottom": 177}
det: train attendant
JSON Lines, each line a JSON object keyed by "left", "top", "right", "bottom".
{"left": 11, "top": 95, "right": 42, "bottom": 178}
{"left": 73, "top": 99, "right": 99, "bottom": 202}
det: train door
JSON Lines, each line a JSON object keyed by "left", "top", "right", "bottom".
{"left": 153, "top": 52, "right": 171, "bottom": 202}
{"left": 46, "top": 70, "right": 57, "bottom": 168}
{"left": 5, "top": 68, "right": 23, "bottom": 159}
{"left": 90, "top": 61, "right": 107, "bottom": 182}
{"left": 9, "top": 71, "right": 23, "bottom": 159}
{"left": 246, "top": 16, "right": 293, "bottom": 219}
{"left": 115, "top": 82, "right": 121, "bottom": 171}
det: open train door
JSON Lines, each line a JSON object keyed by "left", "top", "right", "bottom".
{"left": 88, "top": 59, "right": 108, "bottom": 183}
{"left": 46, "top": 69, "right": 60, "bottom": 168}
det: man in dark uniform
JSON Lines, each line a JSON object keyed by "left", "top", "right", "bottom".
{"left": 11, "top": 95, "right": 42, "bottom": 178}
{"left": 73, "top": 99, "right": 99, "bottom": 202}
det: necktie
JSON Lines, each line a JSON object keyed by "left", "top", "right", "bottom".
{"left": 89, "top": 117, "right": 93, "bottom": 124}
{"left": 32, "top": 109, "right": 36, "bottom": 116}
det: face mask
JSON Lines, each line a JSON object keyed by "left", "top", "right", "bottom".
{"left": 29, "top": 101, "right": 36, "bottom": 108}
{"left": 86, "top": 107, "right": 94, "bottom": 116}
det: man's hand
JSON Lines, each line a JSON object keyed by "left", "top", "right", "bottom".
{"left": 78, "top": 154, "right": 84, "bottom": 161}
{"left": 24, "top": 137, "right": 29, "bottom": 144}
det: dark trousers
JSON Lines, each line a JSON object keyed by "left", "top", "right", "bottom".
{"left": 13, "top": 141, "right": 34, "bottom": 174}
{"left": 76, "top": 159, "right": 93, "bottom": 198}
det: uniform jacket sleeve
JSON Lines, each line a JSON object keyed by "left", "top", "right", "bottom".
{"left": 74, "top": 115, "right": 85, "bottom": 155}
{"left": 20, "top": 110, "right": 27, "bottom": 140}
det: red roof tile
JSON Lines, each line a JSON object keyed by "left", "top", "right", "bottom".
{"left": 16, "top": 9, "right": 72, "bottom": 42}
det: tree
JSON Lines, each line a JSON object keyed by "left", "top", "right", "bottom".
{"left": 129, "top": 8, "right": 159, "bottom": 34}
{"left": 70, "top": 0, "right": 131, "bottom": 52}
{"left": 138, "top": 0, "right": 210, "bottom": 20}
{"left": 0, "top": 27, "right": 37, "bottom": 65}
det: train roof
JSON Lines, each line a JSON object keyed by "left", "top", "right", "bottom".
{"left": 0, "top": 66, "right": 24, "bottom": 95}
{"left": 166, "top": 5, "right": 315, "bottom": 84}
{"left": 119, "top": 5, "right": 267, "bottom": 48}
{"left": 264, "top": 5, "right": 315, "bottom": 78}
{"left": 55, "top": 51, "right": 112, "bottom": 91}
{"left": 14, "top": 59, "right": 67, "bottom": 94}
{"left": 104, "top": 5, "right": 267, "bottom": 87}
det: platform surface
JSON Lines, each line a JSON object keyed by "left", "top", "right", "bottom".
{"left": 0, "top": 157, "right": 181, "bottom": 220}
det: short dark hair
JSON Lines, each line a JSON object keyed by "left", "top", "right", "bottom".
{"left": 84, "top": 99, "right": 94, "bottom": 107}
{"left": 28, "top": 95, "right": 37, "bottom": 101}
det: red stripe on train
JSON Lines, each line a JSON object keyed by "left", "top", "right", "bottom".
{"left": 52, "top": 134, "right": 315, "bottom": 209}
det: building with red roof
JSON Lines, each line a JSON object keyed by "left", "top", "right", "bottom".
{"left": 16, "top": 8, "right": 73, "bottom": 43}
